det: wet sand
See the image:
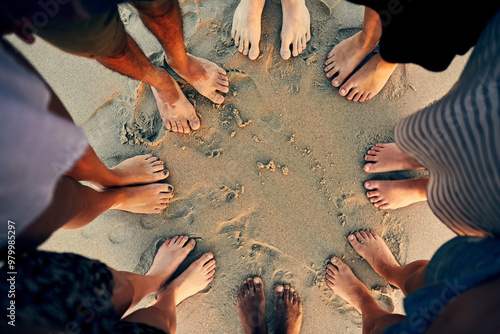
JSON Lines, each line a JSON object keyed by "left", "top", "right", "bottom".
{"left": 11, "top": 0, "right": 464, "bottom": 332}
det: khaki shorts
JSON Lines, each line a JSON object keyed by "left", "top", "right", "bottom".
{"left": 35, "top": 0, "right": 170, "bottom": 58}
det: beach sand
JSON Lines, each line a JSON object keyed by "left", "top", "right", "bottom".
{"left": 11, "top": 0, "right": 465, "bottom": 332}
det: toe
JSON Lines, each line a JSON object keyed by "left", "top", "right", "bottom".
{"left": 201, "top": 252, "right": 214, "bottom": 263}
{"left": 326, "top": 263, "right": 338, "bottom": 274}
{"left": 188, "top": 113, "right": 200, "bottom": 131}
{"left": 248, "top": 42, "right": 260, "bottom": 60}
{"left": 330, "top": 257, "right": 346, "bottom": 270}
{"left": 186, "top": 238, "right": 196, "bottom": 250}
{"left": 339, "top": 82, "right": 353, "bottom": 97}
{"left": 217, "top": 83, "right": 230, "bottom": 93}
{"left": 292, "top": 40, "right": 299, "bottom": 57}
{"left": 348, "top": 233, "right": 361, "bottom": 247}
{"left": 353, "top": 92, "right": 362, "bottom": 102}
{"left": 284, "top": 285, "right": 291, "bottom": 300}
{"left": 180, "top": 119, "right": 190, "bottom": 134}
{"left": 378, "top": 203, "right": 389, "bottom": 210}
{"left": 243, "top": 39, "right": 250, "bottom": 55}
{"left": 346, "top": 88, "right": 358, "bottom": 101}
{"left": 366, "top": 190, "right": 379, "bottom": 197}
{"left": 366, "top": 232, "right": 375, "bottom": 240}
{"left": 176, "top": 121, "right": 185, "bottom": 134}
{"left": 165, "top": 120, "right": 172, "bottom": 131}
{"left": 170, "top": 121, "right": 178, "bottom": 132}
{"left": 365, "top": 155, "right": 378, "bottom": 162}
{"left": 359, "top": 93, "right": 368, "bottom": 102}
{"left": 280, "top": 38, "right": 292, "bottom": 60}
{"left": 275, "top": 285, "right": 284, "bottom": 300}
{"left": 253, "top": 277, "right": 263, "bottom": 291}
{"left": 369, "top": 196, "right": 382, "bottom": 203}
{"left": 364, "top": 181, "right": 377, "bottom": 190}
{"left": 205, "top": 259, "right": 216, "bottom": 272}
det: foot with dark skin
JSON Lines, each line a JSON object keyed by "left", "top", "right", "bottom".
{"left": 111, "top": 183, "right": 174, "bottom": 213}
{"left": 364, "top": 143, "right": 423, "bottom": 173}
{"left": 347, "top": 232, "right": 400, "bottom": 285}
{"left": 325, "top": 257, "right": 374, "bottom": 314}
{"left": 237, "top": 277, "right": 268, "bottom": 334}
{"left": 232, "top": 0, "right": 266, "bottom": 60}
{"left": 364, "top": 178, "right": 428, "bottom": 209}
{"left": 274, "top": 285, "right": 303, "bottom": 334}
{"left": 145, "top": 236, "right": 196, "bottom": 293}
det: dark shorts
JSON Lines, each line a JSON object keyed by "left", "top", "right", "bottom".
{"left": 0, "top": 250, "right": 166, "bottom": 334}
{"left": 34, "top": 0, "right": 170, "bottom": 58}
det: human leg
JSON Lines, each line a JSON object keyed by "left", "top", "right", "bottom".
{"left": 237, "top": 277, "right": 268, "bottom": 334}
{"left": 119, "top": 252, "right": 216, "bottom": 333}
{"left": 274, "top": 285, "right": 303, "bottom": 334}
{"left": 280, "top": 0, "right": 311, "bottom": 60}
{"left": 133, "top": 0, "right": 229, "bottom": 107}
{"left": 364, "top": 178, "right": 428, "bottom": 210}
{"left": 363, "top": 143, "right": 424, "bottom": 173}
{"left": 325, "top": 257, "right": 406, "bottom": 334}
{"left": 232, "top": 0, "right": 266, "bottom": 60}
{"left": 348, "top": 231, "right": 428, "bottom": 296}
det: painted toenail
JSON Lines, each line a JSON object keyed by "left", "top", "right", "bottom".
{"left": 163, "top": 170, "right": 168, "bottom": 175}
{"left": 168, "top": 185, "right": 173, "bottom": 191}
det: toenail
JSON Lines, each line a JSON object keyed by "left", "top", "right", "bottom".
{"left": 168, "top": 185, "right": 173, "bottom": 191}
{"left": 163, "top": 170, "right": 168, "bottom": 175}
{"left": 365, "top": 182, "right": 371, "bottom": 187}
{"left": 340, "top": 88, "right": 345, "bottom": 95}
{"left": 348, "top": 235, "right": 355, "bottom": 240}
{"left": 331, "top": 257, "right": 338, "bottom": 263}
{"left": 276, "top": 286, "right": 284, "bottom": 292}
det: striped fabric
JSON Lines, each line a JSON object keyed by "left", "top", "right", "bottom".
{"left": 394, "top": 10, "right": 500, "bottom": 237}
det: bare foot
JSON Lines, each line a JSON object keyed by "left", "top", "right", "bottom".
{"left": 364, "top": 143, "right": 423, "bottom": 173}
{"left": 170, "top": 54, "right": 229, "bottom": 105}
{"left": 232, "top": 0, "right": 265, "bottom": 60}
{"left": 348, "top": 231, "right": 400, "bottom": 284}
{"left": 168, "top": 252, "right": 216, "bottom": 305}
{"left": 146, "top": 236, "right": 196, "bottom": 292}
{"left": 339, "top": 54, "right": 397, "bottom": 102}
{"left": 364, "top": 178, "right": 428, "bottom": 210}
{"left": 151, "top": 78, "right": 200, "bottom": 134}
{"left": 280, "top": 0, "right": 311, "bottom": 60}
{"left": 325, "top": 257, "right": 373, "bottom": 314}
{"left": 274, "top": 285, "right": 303, "bottom": 334}
{"left": 107, "top": 154, "right": 169, "bottom": 187}
{"left": 112, "top": 183, "right": 174, "bottom": 214}
{"left": 324, "top": 31, "right": 376, "bottom": 87}
{"left": 237, "top": 277, "right": 268, "bottom": 334}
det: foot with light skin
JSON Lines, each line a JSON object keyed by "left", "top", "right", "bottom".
{"left": 274, "top": 285, "right": 303, "bottom": 334}
{"left": 324, "top": 30, "right": 377, "bottom": 87}
{"left": 280, "top": 0, "right": 311, "bottom": 60}
{"left": 237, "top": 277, "right": 268, "bottom": 334}
{"left": 145, "top": 236, "right": 196, "bottom": 293}
{"left": 364, "top": 143, "right": 424, "bottom": 173}
{"left": 107, "top": 154, "right": 169, "bottom": 187}
{"left": 169, "top": 54, "right": 229, "bottom": 105}
{"left": 325, "top": 257, "right": 374, "bottom": 314}
{"left": 364, "top": 178, "right": 428, "bottom": 210}
{"left": 232, "top": 0, "right": 266, "bottom": 60}
{"left": 151, "top": 72, "right": 201, "bottom": 134}
{"left": 163, "top": 252, "right": 216, "bottom": 305}
{"left": 338, "top": 54, "right": 397, "bottom": 102}
{"left": 112, "top": 183, "right": 174, "bottom": 214}
{"left": 348, "top": 231, "right": 400, "bottom": 284}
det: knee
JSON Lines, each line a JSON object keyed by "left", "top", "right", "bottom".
{"left": 133, "top": 0, "right": 175, "bottom": 17}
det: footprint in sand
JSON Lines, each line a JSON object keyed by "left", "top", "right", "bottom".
{"left": 108, "top": 222, "right": 135, "bottom": 244}
{"left": 134, "top": 237, "right": 167, "bottom": 275}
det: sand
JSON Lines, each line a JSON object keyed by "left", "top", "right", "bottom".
{"left": 10, "top": 0, "right": 466, "bottom": 332}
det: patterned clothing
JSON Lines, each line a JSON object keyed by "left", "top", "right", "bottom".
{"left": 394, "top": 10, "right": 500, "bottom": 237}
{"left": 0, "top": 250, "right": 166, "bottom": 334}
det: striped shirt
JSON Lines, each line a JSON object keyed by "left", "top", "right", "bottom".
{"left": 394, "top": 10, "right": 500, "bottom": 237}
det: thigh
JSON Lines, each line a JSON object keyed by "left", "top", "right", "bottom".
{"left": 35, "top": 7, "right": 126, "bottom": 58}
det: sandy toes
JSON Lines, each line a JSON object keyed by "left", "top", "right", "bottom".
{"left": 280, "top": 0, "right": 311, "bottom": 60}
{"left": 237, "top": 277, "right": 268, "bottom": 334}
{"left": 364, "top": 143, "right": 424, "bottom": 173}
{"left": 338, "top": 54, "right": 397, "bottom": 102}
{"left": 152, "top": 79, "right": 200, "bottom": 134}
{"left": 324, "top": 31, "right": 375, "bottom": 87}
{"left": 232, "top": 0, "right": 265, "bottom": 60}
{"left": 274, "top": 284, "right": 303, "bottom": 334}
{"left": 112, "top": 183, "right": 174, "bottom": 213}
{"left": 108, "top": 154, "right": 169, "bottom": 186}
{"left": 171, "top": 54, "right": 229, "bottom": 105}
{"left": 168, "top": 252, "right": 216, "bottom": 305}
{"left": 146, "top": 236, "right": 196, "bottom": 292}
{"left": 325, "top": 257, "right": 372, "bottom": 314}
{"left": 348, "top": 231, "right": 400, "bottom": 284}
{"left": 364, "top": 178, "right": 428, "bottom": 210}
